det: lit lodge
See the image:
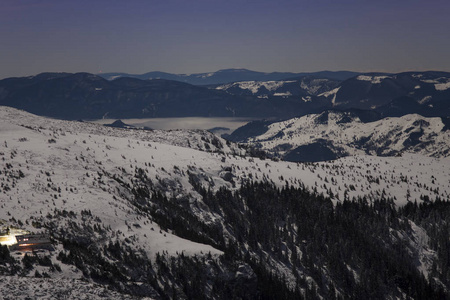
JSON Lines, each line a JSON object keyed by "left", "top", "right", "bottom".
{"left": 9, "top": 234, "right": 52, "bottom": 251}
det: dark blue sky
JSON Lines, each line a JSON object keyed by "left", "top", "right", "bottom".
{"left": 1, "top": 0, "right": 450, "bottom": 78}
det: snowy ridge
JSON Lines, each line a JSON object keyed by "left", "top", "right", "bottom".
{"left": 248, "top": 111, "right": 450, "bottom": 158}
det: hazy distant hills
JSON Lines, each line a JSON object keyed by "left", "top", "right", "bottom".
{"left": 216, "top": 71, "right": 450, "bottom": 118}
{"left": 0, "top": 72, "right": 348, "bottom": 120}
{"left": 0, "top": 72, "right": 274, "bottom": 119}
{"left": 0, "top": 70, "right": 449, "bottom": 121}
{"left": 98, "top": 68, "right": 360, "bottom": 85}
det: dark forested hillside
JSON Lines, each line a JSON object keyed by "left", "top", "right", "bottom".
{"left": 47, "top": 174, "right": 448, "bottom": 299}
{"left": 183, "top": 181, "right": 450, "bottom": 299}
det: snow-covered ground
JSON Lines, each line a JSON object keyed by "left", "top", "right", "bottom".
{"left": 0, "top": 276, "right": 148, "bottom": 300}
{"left": 216, "top": 80, "right": 296, "bottom": 94}
{"left": 435, "top": 81, "right": 450, "bottom": 91}
{"left": 356, "top": 75, "right": 391, "bottom": 84}
{"left": 0, "top": 107, "right": 229, "bottom": 260}
{"left": 0, "top": 106, "right": 449, "bottom": 295}
{"left": 1, "top": 108, "right": 448, "bottom": 223}
{"left": 215, "top": 78, "right": 337, "bottom": 98}
{"left": 299, "top": 78, "right": 331, "bottom": 95}
{"left": 318, "top": 87, "right": 340, "bottom": 106}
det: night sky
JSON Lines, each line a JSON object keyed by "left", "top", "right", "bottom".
{"left": 1, "top": 0, "right": 450, "bottom": 79}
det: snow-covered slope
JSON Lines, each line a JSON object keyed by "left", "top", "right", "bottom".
{"left": 245, "top": 111, "right": 450, "bottom": 161}
{"left": 216, "top": 80, "right": 297, "bottom": 98}
{"left": 1, "top": 107, "right": 447, "bottom": 215}
{"left": 215, "top": 77, "right": 339, "bottom": 99}
{"left": 1, "top": 106, "right": 449, "bottom": 297}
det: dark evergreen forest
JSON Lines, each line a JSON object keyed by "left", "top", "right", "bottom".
{"left": 135, "top": 178, "right": 450, "bottom": 299}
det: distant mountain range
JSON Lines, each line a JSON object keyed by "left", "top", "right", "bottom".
{"left": 98, "top": 68, "right": 360, "bottom": 85}
{"left": 0, "top": 70, "right": 449, "bottom": 121}
{"left": 0, "top": 72, "right": 267, "bottom": 119}
{"left": 0, "top": 72, "right": 357, "bottom": 120}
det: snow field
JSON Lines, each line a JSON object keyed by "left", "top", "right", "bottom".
{"left": 0, "top": 106, "right": 449, "bottom": 290}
